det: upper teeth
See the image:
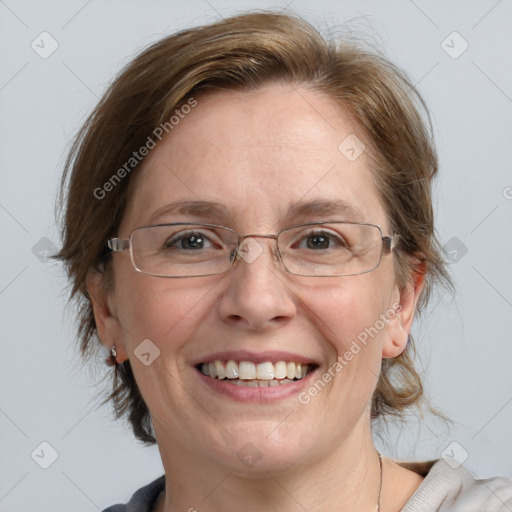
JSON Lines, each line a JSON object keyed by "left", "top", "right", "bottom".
{"left": 201, "top": 360, "right": 309, "bottom": 380}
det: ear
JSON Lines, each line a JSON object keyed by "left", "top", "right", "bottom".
{"left": 86, "top": 269, "right": 128, "bottom": 363}
{"left": 382, "top": 258, "right": 427, "bottom": 359}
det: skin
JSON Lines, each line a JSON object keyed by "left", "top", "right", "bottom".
{"left": 88, "top": 84, "right": 426, "bottom": 511}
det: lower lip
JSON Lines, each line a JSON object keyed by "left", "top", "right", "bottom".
{"left": 194, "top": 367, "right": 319, "bottom": 403}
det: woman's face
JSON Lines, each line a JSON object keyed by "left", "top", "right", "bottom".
{"left": 93, "top": 84, "right": 418, "bottom": 474}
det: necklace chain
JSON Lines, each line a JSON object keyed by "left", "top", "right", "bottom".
{"left": 376, "top": 451, "right": 383, "bottom": 511}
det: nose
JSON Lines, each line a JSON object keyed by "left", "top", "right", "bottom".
{"left": 217, "top": 235, "right": 297, "bottom": 331}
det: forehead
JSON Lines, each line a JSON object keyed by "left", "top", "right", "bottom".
{"left": 121, "top": 84, "right": 388, "bottom": 233}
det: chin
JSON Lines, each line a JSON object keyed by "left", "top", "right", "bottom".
{"left": 210, "top": 421, "right": 313, "bottom": 476}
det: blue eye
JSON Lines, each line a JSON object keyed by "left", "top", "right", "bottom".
{"left": 297, "top": 230, "right": 349, "bottom": 250}
{"left": 165, "top": 231, "right": 214, "bottom": 250}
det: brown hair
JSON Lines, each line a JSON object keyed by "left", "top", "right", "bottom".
{"left": 55, "top": 11, "right": 453, "bottom": 444}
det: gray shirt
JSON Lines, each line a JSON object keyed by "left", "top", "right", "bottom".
{"left": 102, "top": 458, "right": 512, "bottom": 511}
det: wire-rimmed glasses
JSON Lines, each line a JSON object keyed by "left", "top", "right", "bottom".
{"left": 107, "top": 221, "right": 399, "bottom": 278}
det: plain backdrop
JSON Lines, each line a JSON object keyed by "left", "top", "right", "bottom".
{"left": 1, "top": 0, "right": 511, "bottom": 510}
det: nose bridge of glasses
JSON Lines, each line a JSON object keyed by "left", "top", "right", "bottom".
{"left": 240, "top": 233, "right": 278, "bottom": 243}
{"left": 235, "top": 233, "right": 281, "bottom": 263}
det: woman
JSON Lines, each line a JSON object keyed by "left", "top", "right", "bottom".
{"left": 56, "top": 11, "right": 512, "bottom": 512}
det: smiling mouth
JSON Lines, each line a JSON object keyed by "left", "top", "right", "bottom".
{"left": 195, "top": 360, "right": 318, "bottom": 387}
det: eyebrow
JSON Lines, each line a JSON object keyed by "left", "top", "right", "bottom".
{"left": 145, "top": 198, "right": 364, "bottom": 226}
{"left": 279, "top": 198, "right": 364, "bottom": 224}
{"left": 146, "top": 200, "right": 232, "bottom": 225}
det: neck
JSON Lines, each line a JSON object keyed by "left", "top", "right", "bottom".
{"left": 154, "top": 420, "right": 383, "bottom": 512}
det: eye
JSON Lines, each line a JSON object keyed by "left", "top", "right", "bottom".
{"left": 164, "top": 230, "right": 217, "bottom": 250}
{"left": 296, "top": 229, "right": 349, "bottom": 250}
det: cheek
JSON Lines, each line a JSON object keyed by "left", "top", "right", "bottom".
{"left": 299, "top": 274, "right": 391, "bottom": 358}
{"left": 114, "top": 272, "right": 216, "bottom": 352}
{"left": 290, "top": 277, "right": 392, "bottom": 431}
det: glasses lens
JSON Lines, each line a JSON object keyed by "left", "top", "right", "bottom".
{"left": 130, "top": 224, "right": 238, "bottom": 277}
{"left": 278, "top": 222, "right": 383, "bottom": 276}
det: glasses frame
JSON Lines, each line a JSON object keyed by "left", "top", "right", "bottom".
{"left": 107, "top": 221, "right": 400, "bottom": 278}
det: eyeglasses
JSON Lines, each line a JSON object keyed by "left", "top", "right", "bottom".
{"left": 107, "top": 221, "right": 399, "bottom": 278}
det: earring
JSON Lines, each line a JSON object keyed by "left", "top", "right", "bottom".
{"left": 106, "top": 345, "right": 118, "bottom": 366}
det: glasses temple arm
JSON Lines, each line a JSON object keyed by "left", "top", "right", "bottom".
{"left": 107, "top": 238, "right": 130, "bottom": 252}
{"left": 382, "top": 234, "right": 400, "bottom": 252}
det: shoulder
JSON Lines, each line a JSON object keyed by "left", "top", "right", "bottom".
{"left": 400, "top": 458, "right": 512, "bottom": 511}
{"left": 101, "top": 475, "right": 165, "bottom": 512}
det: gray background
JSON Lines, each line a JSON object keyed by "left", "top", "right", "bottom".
{"left": 1, "top": 0, "right": 511, "bottom": 510}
